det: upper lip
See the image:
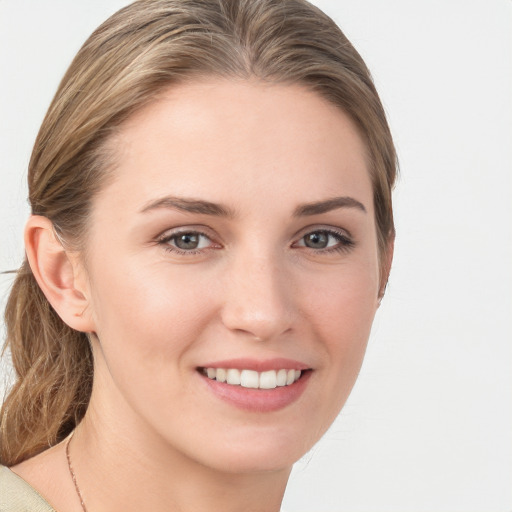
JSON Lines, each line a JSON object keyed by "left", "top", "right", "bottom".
{"left": 198, "top": 357, "right": 310, "bottom": 372}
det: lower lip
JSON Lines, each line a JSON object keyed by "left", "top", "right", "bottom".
{"left": 199, "top": 370, "right": 312, "bottom": 412}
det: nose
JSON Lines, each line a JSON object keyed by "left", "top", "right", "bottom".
{"left": 220, "top": 252, "right": 295, "bottom": 342}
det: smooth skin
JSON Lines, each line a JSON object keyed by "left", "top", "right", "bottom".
{"left": 14, "top": 79, "right": 389, "bottom": 512}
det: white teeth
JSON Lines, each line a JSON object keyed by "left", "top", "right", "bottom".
{"left": 216, "top": 368, "right": 227, "bottom": 383}
{"left": 259, "top": 370, "right": 277, "bottom": 389}
{"left": 276, "top": 369, "right": 287, "bottom": 387}
{"left": 203, "top": 367, "right": 303, "bottom": 388}
{"left": 226, "top": 369, "right": 241, "bottom": 385}
{"left": 240, "top": 370, "right": 259, "bottom": 388}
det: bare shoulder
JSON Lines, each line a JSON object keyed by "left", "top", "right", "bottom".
{"left": 11, "top": 442, "right": 64, "bottom": 486}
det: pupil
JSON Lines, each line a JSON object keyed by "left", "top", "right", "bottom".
{"left": 175, "top": 233, "right": 199, "bottom": 250}
{"left": 305, "top": 232, "right": 328, "bottom": 249}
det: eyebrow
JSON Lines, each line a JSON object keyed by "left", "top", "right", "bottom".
{"left": 293, "top": 196, "right": 367, "bottom": 216}
{"left": 139, "top": 195, "right": 366, "bottom": 218}
{"left": 140, "top": 196, "right": 235, "bottom": 217}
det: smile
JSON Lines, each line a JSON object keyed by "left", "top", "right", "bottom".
{"left": 197, "top": 358, "right": 312, "bottom": 412}
{"left": 201, "top": 367, "right": 302, "bottom": 389}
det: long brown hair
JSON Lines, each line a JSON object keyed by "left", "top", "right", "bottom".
{"left": 1, "top": 0, "right": 397, "bottom": 466}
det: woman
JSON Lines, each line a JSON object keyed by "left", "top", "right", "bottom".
{"left": 0, "top": 0, "right": 396, "bottom": 510}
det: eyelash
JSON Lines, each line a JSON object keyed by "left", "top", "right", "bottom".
{"left": 157, "top": 229, "right": 217, "bottom": 256}
{"left": 294, "top": 229, "right": 355, "bottom": 254}
{"left": 157, "top": 228, "right": 355, "bottom": 256}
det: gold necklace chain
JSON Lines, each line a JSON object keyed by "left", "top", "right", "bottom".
{"left": 66, "top": 432, "right": 88, "bottom": 512}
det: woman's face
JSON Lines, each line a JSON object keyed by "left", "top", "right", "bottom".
{"left": 81, "top": 79, "right": 381, "bottom": 473}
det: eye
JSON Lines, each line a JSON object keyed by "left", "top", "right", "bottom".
{"left": 158, "top": 230, "right": 216, "bottom": 254}
{"left": 303, "top": 231, "right": 332, "bottom": 249}
{"left": 172, "top": 232, "right": 209, "bottom": 250}
{"left": 295, "top": 229, "right": 354, "bottom": 253}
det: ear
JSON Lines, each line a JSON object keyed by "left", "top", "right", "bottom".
{"left": 25, "top": 215, "right": 95, "bottom": 333}
{"left": 378, "top": 234, "right": 395, "bottom": 301}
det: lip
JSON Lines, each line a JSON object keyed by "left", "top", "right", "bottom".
{"left": 198, "top": 357, "right": 310, "bottom": 372}
{"left": 197, "top": 358, "right": 312, "bottom": 413}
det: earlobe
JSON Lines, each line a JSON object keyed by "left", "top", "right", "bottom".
{"left": 24, "top": 215, "right": 95, "bottom": 333}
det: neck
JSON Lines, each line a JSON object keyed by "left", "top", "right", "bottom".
{"left": 70, "top": 393, "right": 290, "bottom": 512}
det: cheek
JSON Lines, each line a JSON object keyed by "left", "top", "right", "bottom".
{"left": 304, "top": 255, "right": 379, "bottom": 341}
{"left": 302, "top": 260, "right": 379, "bottom": 400}
{"left": 86, "top": 255, "right": 216, "bottom": 377}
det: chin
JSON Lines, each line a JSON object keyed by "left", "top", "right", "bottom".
{"left": 180, "top": 421, "right": 327, "bottom": 475}
{"left": 199, "top": 446, "right": 301, "bottom": 475}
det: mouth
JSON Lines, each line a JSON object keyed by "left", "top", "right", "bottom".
{"left": 196, "top": 361, "right": 312, "bottom": 412}
{"left": 199, "top": 367, "right": 304, "bottom": 389}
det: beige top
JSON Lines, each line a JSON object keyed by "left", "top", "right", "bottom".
{"left": 0, "top": 465, "right": 56, "bottom": 512}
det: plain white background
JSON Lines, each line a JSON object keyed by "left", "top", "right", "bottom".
{"left": 1, "top": 1, "right": 511, "bottom": 511}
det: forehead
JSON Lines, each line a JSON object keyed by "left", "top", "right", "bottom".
{"left": 99, "top": 79, "right": 373, "bottom": 216}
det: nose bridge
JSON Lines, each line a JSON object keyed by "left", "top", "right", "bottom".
{"left": 221, "top": 246, "right": 294, "bottom": 340}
